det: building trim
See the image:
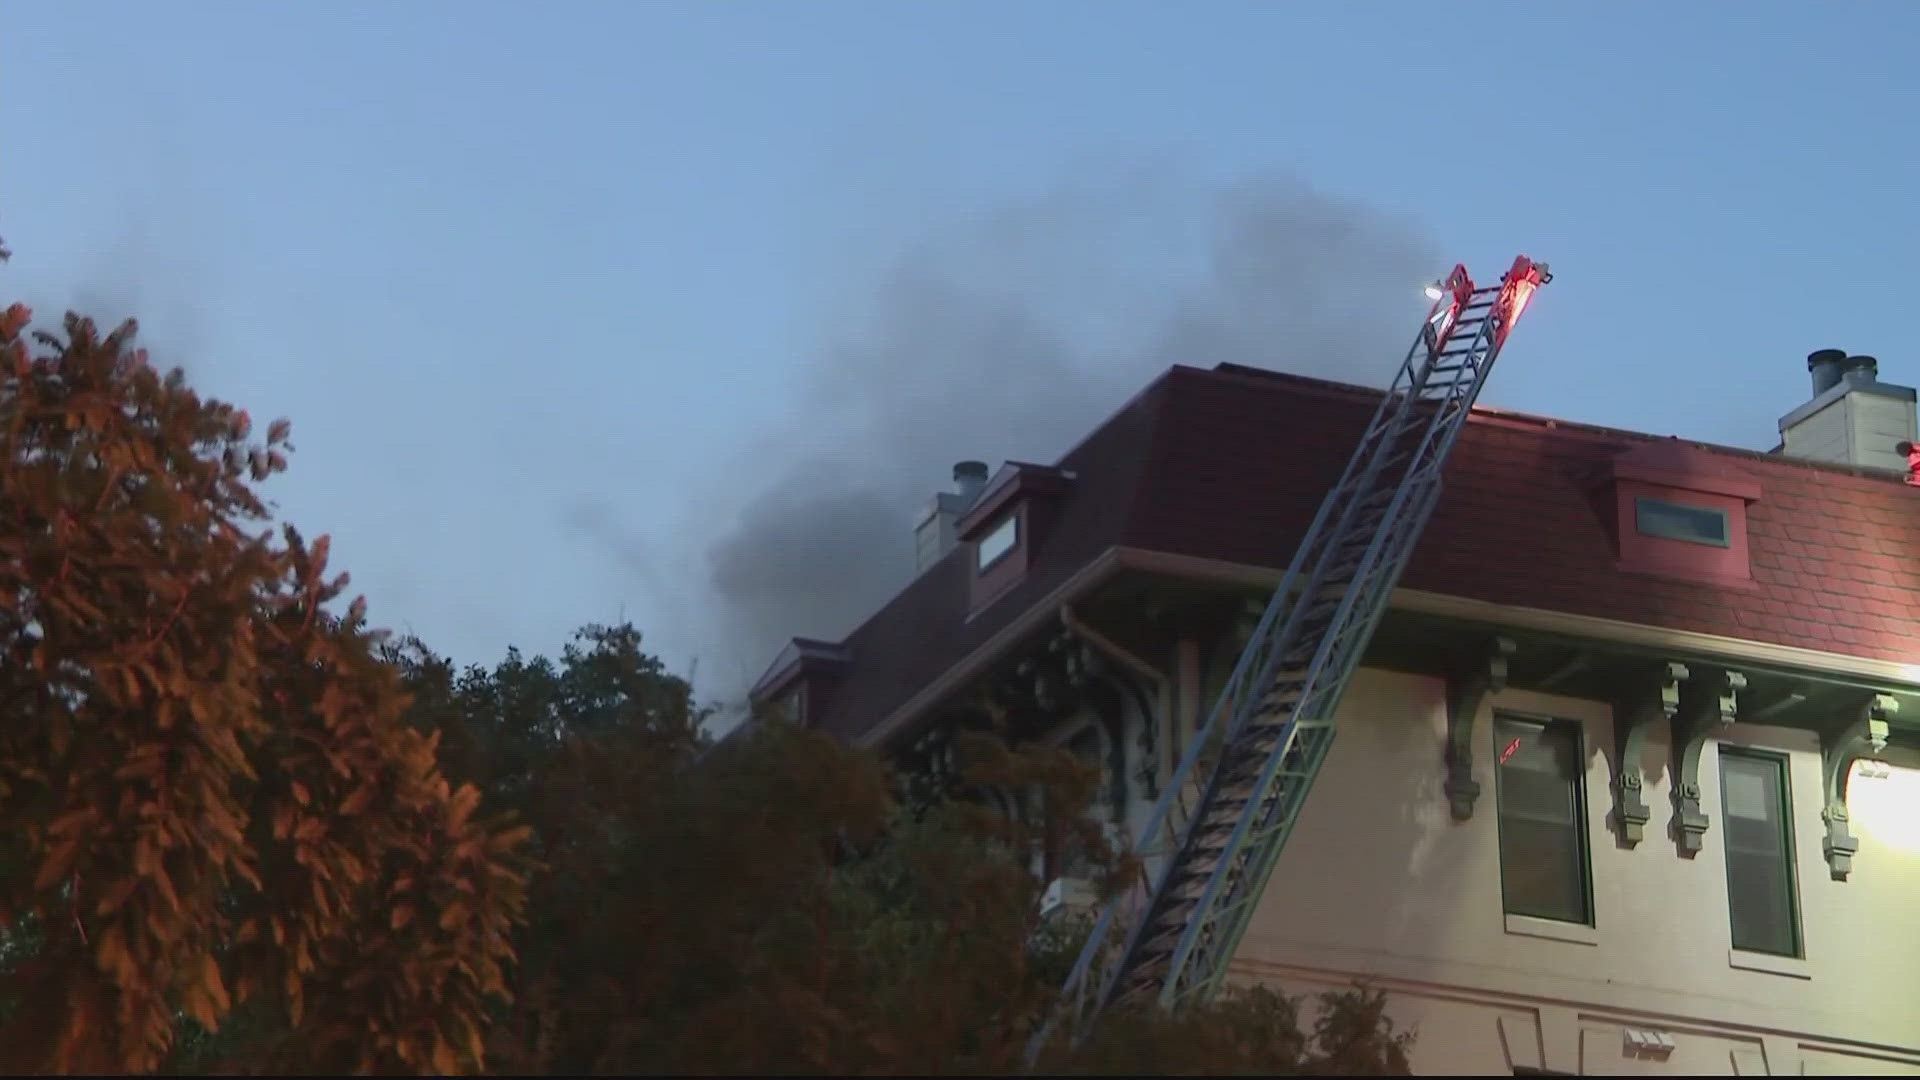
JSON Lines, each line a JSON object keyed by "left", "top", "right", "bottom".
{"left": 1230, "top": 939, "right": 1920, "bottom": 1062}
{"left": 1727, "top": 947, "right": 1811, "bottom": 980}
{"left": 1113, "top": 547, "right": 1920, "bottom": 691}
{"left": 858, "top": 545, "right": 1920, "bottom": 750}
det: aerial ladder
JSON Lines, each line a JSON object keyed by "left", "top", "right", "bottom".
{"left": 1028, "top": 255, "right": 1553, "bottom": 1064}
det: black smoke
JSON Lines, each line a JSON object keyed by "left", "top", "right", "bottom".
{"left": 624, "top": 170, "right": 1439, "bottom": 710}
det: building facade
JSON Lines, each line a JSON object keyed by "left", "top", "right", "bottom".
{"left": 752, "top": 354, "right": 1920, "bottom": 1075}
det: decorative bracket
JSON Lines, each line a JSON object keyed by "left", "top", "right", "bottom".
{"left": 1610, "top": 661, "right": 1688, "bottom": 845}
{"left": 1444, "top": 636, "right": 1516, "bottom": 821}
{"left": 1670, "top": 668, "right": 1745, "bottom": 854}
{"left": 1821, "top": 693, "right": 1898, "bottom": 881}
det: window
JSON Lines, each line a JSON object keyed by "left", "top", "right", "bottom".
{"left": 976, "top": 513, "right": 1018, "bottom": 570}
{"left": 1720, "top": 750, "right": 1800, "bottom": 957}
{"left": 1634, "top": 496, "right": 1730, "bottom": 547}
{"left": 1494, "top": 715, "right": 1592, "bottom": 924}
{"left": 769, "top": 689, "right": 800, "bottom": 726}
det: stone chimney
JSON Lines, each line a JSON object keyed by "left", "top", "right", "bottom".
{"left": 1777, "top": 349, "right": 1917, "bottom": 472}
{"left": 914, "top": 461, "right": 991, "bottom": 571}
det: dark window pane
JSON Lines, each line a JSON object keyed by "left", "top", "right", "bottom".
{"left": 1495, "top": 716, "right": 1591, "bottom": 924}
{"left": 1634, "top": 497, "right": 1730, "bottom": 547}
{"left": 1720, "top": 752, "right": 1800, "bottom": 956}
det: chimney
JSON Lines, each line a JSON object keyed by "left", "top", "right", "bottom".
{"left": 1778, "top": 349, "right": 1918, "bottom": 472}
{"left": 914, "top": 460, "right": 993, "bottom": 572}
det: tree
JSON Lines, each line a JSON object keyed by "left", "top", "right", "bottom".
{"left": 398, "top": 625, "right": 1415, "bottom": 1075}
{"left": 0, "top": 307, "right": 529, "bottom": 1073}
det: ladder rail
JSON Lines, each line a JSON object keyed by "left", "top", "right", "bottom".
{"left": 1044, "top": 399, "right": 1359, "bottom": 1036}
{"left": 1153, "top": 290, "right": 1504, "bottom": 1004}
{"left": 1188, "top": 308, "right": 1510, "bottom": 997}
{"left": 1039, "top": 289, "right": 1485, "bottom": 1043}
{"left": 1039, "top": 300, "right": 1475, "bottom": 1042}
{"left": 1028, "top": 258, "right": 1548, "bottom": 1065}
{"left": 1187, "top": 466, "right": 1448, "bottom": 1003}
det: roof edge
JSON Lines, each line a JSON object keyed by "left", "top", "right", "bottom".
{"left": 1198, "top": 362, "right": 1914, "bottom": 485}
{"left": 853, "top": 549, "right": 1127, "bottom": 748}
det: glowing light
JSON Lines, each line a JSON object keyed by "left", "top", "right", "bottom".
{"left": 1506, "top": 281, "right": 1537, "bottom": 326}
{"left": 1423, "top": 283, "right": 1445, "bottom": 301}
{"left": 1848, "top": 760, "right": 1920, "bottom": 857}
{"left": 1490, "top": 257, "right": 1550, "bottom": 347}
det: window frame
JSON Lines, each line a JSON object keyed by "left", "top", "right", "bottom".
{"left": 975, "top": 512, "right": 1019, "bottom": 572}
{"left": 1718, "top": 747, "right": 1803, "bottom": 959}
{"left": 1633, "top": 495, "right": 1732, "bottom": 548}
{"left": 1491, "top": 711, "right": 1595, "bottom": 927}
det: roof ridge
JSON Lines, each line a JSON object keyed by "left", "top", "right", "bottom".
{"left": 1198, "top": 362, "right": 1912, "bottom": 487}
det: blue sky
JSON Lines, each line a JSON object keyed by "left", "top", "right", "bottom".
{"left": 6, "top": 3, "right": 1918, "bottom": 699}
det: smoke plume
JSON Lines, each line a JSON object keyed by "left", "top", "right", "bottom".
{"left": 694, "top": 170, "right": 1438, "bottom": 695}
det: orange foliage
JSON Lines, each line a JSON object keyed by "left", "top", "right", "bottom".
{"left": 0, "top": 308, "right": 529, "bottom": 1073}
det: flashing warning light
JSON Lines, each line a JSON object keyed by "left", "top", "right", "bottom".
{"left": 1493, "top": 256, "right": 1552, "bottom": 347}
{"left": 1423, "top": 282, "right": 1446, "bottom": 301}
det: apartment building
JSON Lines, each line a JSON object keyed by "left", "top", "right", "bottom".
{"left": 751, "top": 348, "right": 1920, "bottom": 1075}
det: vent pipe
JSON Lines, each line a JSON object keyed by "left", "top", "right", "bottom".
{"left": 953, "top": 460, "right": 989, "bottom": 503}
{"left": 1808, "top": 348, "right": 1847, "bottom": 395}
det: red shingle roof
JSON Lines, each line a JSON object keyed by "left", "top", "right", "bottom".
{"left": 808, "top": 363, "right": 1920, "bottom": 744}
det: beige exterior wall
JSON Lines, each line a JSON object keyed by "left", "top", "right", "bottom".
{"left": 1231, "top": 666, "right": 1920, "bottom": 1075}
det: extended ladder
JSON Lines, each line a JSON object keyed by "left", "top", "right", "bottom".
{"left": 1030, "top": 256, "right": 1552, "bottom": 1062}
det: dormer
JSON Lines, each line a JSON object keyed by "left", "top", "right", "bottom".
{"left": 748, "top": 637, "right": 850, "bottom": 729}
{"left": 1604, "top": 439, "right": 1761, "bottom": 587}
{"left": 954, "top": 461, "right": 1074, "bottom": 611}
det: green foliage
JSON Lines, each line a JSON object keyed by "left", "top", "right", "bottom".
{"left": 393, "top": 628, "right": 1416, "bottom": 1075}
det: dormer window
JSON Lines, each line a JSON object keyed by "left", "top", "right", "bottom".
{"left": 1633, "top": 497, "right": 1730, "bottom": 548}
{"left": 748, "top": 637, "right": 850, "bottom": 729}
{"left": 1605, "top": 440, "right": 1760, "bottom": 587}
{"left": 976, "top": 513, "right": 1019, "bottom": 570}
{"left": 954, "top": 461, "right": 1075, "bottom": 614}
